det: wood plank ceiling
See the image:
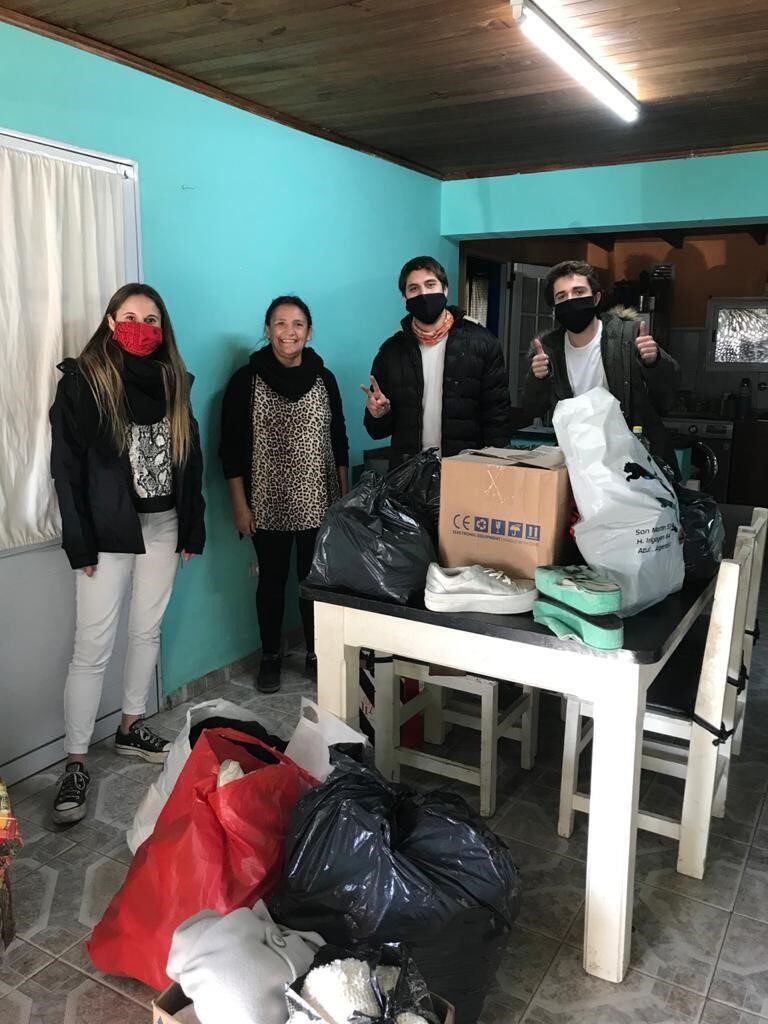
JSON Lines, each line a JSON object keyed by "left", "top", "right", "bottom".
{"left": 2, "top": 0, "right": 768, "bottom": 178}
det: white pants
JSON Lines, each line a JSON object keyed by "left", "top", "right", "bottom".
{"left": 64, "top": 510, "right": 179, "bottom": 755}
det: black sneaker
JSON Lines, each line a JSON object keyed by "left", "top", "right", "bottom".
{"left": 305, "top": 651, "right": 317, "bottom": 681}
{"left": 52, "top": 762, "right": 90, "bottom": 825}
{"left": 114, "top": 720, "right": 170, "bottom": 763}
{"left": 257, "top": 654, "right": 282, "bottom": 694}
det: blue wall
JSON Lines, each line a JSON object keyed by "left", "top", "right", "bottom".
{"left": 442, "top": 151, "right": 768, "bottom": 239}
{"left": 0, "top": 21, "right": 456, "bottom": 692}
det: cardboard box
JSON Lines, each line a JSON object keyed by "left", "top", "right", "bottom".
{"left": 152, "top": 983, "right": 455, "bottom": 1024}
{"left": 439, "top": 448, "right": 572, "bottom": 579}
{"left": 152, "top": 984, "right": 196, "bottom": 1024}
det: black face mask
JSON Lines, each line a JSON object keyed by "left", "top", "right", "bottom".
{"left": 406, "top": 291, "right": 448, "bottom": 324}
{"left": 554, "top": 295, "right": 598, "bottom": 334}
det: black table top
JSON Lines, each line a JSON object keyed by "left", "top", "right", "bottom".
{"left": 301, "top": 577, "right": 715, "bottom": 665}
{"left": 303, "top": 506, "right": 750, "bottom": 667}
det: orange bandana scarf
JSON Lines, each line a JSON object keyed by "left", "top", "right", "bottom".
{"left": 412, "top": 309, "right": 454, "bottom": 346}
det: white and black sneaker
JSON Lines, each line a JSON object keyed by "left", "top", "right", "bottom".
{"left": 114, "top": 720, "right": 170, "bottom": 763}
{"left": 52, "top": 762, "right": 91, "bottom": 825}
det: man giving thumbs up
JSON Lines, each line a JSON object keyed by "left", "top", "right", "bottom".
{"left": 522, "top": 260, "right": 680, "bottom": 466}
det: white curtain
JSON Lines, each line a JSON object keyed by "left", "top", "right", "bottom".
{"left": 468, "top": 274, "right": 489, "bottom": 327}
{"left": 0, "top": 145, "right": 126, "bottom": 552}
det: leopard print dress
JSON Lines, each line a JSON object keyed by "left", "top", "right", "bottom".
{"left": 250, "top": 375, "right": 340, "bottom": 530}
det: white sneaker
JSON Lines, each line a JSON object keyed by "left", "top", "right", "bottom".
{"left": 424, "top": 564, "right": 537, "bottom": 614}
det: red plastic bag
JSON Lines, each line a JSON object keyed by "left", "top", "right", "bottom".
{"left": 87, "top": 728, "right": 314, "bottom": 990}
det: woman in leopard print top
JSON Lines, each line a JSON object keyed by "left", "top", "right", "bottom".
{"left": 220, "top": 295, "right": 349, "bottom": 693}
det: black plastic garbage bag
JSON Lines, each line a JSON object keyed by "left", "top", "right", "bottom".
{"left": 676, "top": 486, "right": 725, "bottom": 580}
{"left": 305, "top": 470, "right": 435, "bottom": 604}
{"left": 384, "top": 448, "right": 441, "bottom": 540}
{"left": 270, "top": 753, "right": 521, "bottom": 1024}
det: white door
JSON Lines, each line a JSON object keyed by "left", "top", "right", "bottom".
{"left": 507, "top": 263, "right": 555, "bottom": 407}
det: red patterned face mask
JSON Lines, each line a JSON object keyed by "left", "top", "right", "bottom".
{"left": 112, "top": 320, "right": 163, "bottom": 357}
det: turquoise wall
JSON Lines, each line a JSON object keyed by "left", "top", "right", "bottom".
{"left": 0, "top": 21, "right": 456, "bottom": 692}
{"left": 6, "top": 15, "right": 768, "bottom": 696}
{"left": 442, "top": 151, "right": 768, "bottom": 239}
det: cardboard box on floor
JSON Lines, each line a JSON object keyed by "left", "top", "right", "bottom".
{"left": 152, "top": 983, "right": 456, "bottom": 1024}
{"left": 438, "top": 448, "right": 572, "bottom": 579}
{"left": 152, "top": 984, "right": 196, "bottom": 1024}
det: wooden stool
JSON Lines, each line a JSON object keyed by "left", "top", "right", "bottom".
{"left": 373, "top": 656, "right": 538, "bottom": 817}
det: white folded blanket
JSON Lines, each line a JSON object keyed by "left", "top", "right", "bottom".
{"left": 167, "top": 902, "right": 324, "bottom": 1024}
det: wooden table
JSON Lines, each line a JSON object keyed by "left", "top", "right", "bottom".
{"left": 302, "top": 578, "right": 716, "bottom": 984}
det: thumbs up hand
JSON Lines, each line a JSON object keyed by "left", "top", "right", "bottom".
{"left": 635, "top": 321, "right": 658, "bottom": 365}
{"left": 531, "top": 337, "right": 550, "bottom": 380}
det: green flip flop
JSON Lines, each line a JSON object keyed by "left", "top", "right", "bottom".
{"left": 535, "top": 565, "right": 622, "bottom": 616}
{"left": 533, "top": 597, "right": 624, "bottom": 651}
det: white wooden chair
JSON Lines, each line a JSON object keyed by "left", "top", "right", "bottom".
{"left": 732, "top": 507, "right": 768, "bottom": 756}
{"left": 558, "top": 533, "right": 752, "bottom": 880}
{"left": 559, "top": 507, "right": 767, "bottom": 735}
{"left": 373, "top": 657, "right": 538, "bottom": 817}
{"left": 712, "top": 524, "right": 756, "bottom": 816}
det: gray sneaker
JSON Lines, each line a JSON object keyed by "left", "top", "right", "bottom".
{"left": 425, "top": 563, "right": 537, "bottom": 614}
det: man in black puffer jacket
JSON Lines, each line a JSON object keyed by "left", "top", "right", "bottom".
{"left": 362, "top": 256, "right": 512, "bottom": 467}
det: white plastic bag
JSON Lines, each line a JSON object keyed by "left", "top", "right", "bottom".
{"left": 553, "top": 387, "right": 684, "bottom": 616}
{"left": 285, "top": 698, "right": 367, "bottom": 782}
{"left": 126, "top": 698, "right": 262, "bottom": 854}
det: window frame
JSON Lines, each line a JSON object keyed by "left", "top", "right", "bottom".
{"left": 0, "top": 125, "right": 142, "bottom": 281}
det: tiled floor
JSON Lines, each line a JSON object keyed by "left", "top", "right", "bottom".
{"left": 4, "top": 613, "right": 768, "bottom": 1023}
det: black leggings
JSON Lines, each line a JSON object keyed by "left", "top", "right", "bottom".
{"left": 251, "top": 528, "right": 318, "bottom": 656}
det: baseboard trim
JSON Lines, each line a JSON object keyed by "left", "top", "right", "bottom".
{"left": 161, "top": 627, "right": 304, "bottom": 710}
{"left": 2, "top": 709, "right": 126, "bottom": 787}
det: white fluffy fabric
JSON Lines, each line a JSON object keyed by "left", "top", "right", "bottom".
{"left": 299, "top": 959, "right": 427, "bottom": 1024}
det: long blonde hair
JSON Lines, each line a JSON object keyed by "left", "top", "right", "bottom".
{"left": 78, "top": 284, "right": 192, "bottom": 465}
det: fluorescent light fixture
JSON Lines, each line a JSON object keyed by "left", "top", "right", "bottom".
{"left": 512, "top": 0, "right": 640, "bottom": 123}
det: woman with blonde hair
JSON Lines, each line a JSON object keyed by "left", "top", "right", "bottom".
{"left": 49, "top": 283, "right": 205, "bottom": 823}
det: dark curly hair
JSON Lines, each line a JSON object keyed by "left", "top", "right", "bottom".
{"left": 544, "top": 261, "right": 602, "bottom": 307}
{"left": 397, "top": 256, "right": 449, "bottom": 296}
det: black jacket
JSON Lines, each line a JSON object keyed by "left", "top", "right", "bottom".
{"left": 521, "top": 309, "right": 681, "bottom": 465}
{"left": 364, "top": 308, "right": 512, "bottom": 465}
{"left": 50, "top": 359, "right": 206, "bottom": 569}
{"left": 219, "top": 346, "right": 349, "bottom": 501}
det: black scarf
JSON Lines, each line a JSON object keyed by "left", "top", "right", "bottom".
{"left": 122, "top": 349, "right": 168, "bottom": 425}
{"left": 249, "top": 344, "right": 324, "bottom": 401}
